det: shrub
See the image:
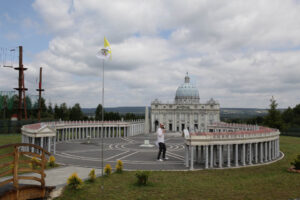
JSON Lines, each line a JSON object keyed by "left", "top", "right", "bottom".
{"left": 135, "top": 171, "right": 150, "bottom": 186}
{"left": 291, "top": 154, "right": 300, "bottom": 170}
{"left": 89, "top": 168, "right": 96, "bottom": 182}
{"left": 67, "top": 173, "right": 83, "bottom": 190}
{"left": 104, "top": 164, "right": 112, "bottom": 176}
{"left": 48, "top": 155, "right": 56, "bottom": 167}
{"left": 115, "top": 160, "right": 123, "bottom": 173}
{"left": 29, "top": 157, "right": 40, "bottom": 169}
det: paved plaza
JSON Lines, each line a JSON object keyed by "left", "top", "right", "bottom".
{"left": 55, "top": 133, "right": 191, "bottom": 170}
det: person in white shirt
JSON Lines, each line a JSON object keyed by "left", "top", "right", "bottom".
{"left": 157, "top": 123, "right": 168, "bottom": 161}
{"left": 183, "top": 128, "right": 190, "bottom": 139}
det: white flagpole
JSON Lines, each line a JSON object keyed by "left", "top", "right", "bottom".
{"left": 101, "top": 58, "right": 105, "bottom": 188}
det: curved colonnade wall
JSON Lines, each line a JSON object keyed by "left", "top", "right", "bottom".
{"left": 185, "top": 123, "right": 281, "bottom": 169}
{"left": 21, "top": 120, "right": 145, "bottom": 154}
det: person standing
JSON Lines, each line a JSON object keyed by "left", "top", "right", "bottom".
{"left": 183, "top": 128, "right": 190, "bottom": 139}
{"left": 157, "top": 123, "right": 168, "bottom": 161}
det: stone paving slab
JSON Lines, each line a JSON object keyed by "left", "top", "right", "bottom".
{"left": 54, "top": 133, "right": 189, "bottom": 170}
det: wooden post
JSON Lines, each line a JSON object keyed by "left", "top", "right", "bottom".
{"left": 13, "top": 145, "right": 19, "bottom": 198}
{"left": 41, "top": 150, "right": 46, "bottom": 197}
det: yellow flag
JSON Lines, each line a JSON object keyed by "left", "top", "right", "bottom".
{"left": 96, "top": 37, "right": 112, "bottom": 60}
{"left": 104, "top": 37, "right": 110, "bottom": 48}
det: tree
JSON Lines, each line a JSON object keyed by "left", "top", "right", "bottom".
{"left": 69, "top": 103, "right": 84, "bottom": 120}
{"left": 54, "top": 104, "right": 60, "bottom": 119}
{"left": 54, "top": 103, "right": 69, "bottom": 120}
{"left": 48, "top": 103, "right": 54, "bottom": 116}
{"left": 25, "top": 96, "right": 32, "bottom": 118}
{"left": 40, "top": 97, "right": 48, "bottom": 118}
{"left": 95, "top": 104, "right": 103, "bottom": 120}
{"left": 60, "top": 103, "right": 69, "bottom": 120}
{"left": 282, "top": 107, "right": 293, "bottom": 129}
{"left": 105, "top": 112, "right": 121, "bottom": 121}
{"left": 292, "top": 104, "right": 300, "bottom": 126}
{"left": 123, "top": 113, "right": 143, "bottom": 120}
{"left": 263, "top": 97, "right": 284, "bottom": 130}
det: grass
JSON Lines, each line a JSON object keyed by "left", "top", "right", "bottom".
{"left": 56, "top": 136, "right": 300, "bottom": 200}
{"left": 0, "top": 134, "right": 26, "bottom": 175}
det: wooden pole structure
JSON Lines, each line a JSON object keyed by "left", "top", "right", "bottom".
{"left": 36, "top": 67, "right": 44, "bottom": 121}
{"left": 14, "top": 46, "right": 28, "bottom": 120}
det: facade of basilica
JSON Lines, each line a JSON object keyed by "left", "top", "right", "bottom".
{"left": 151, "top": 74, "right": 220, "bottom": 132}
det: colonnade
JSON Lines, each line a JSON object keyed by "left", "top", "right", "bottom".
{"left": 21, "top": 120, "right": 146, "bottom": 155}
{"left": 185, "top": 139, "right": 280, "bottom": 170}
{"left": 56, "top": 125, "right": 130, "bottom": 142}
{"left": 21, "top": 134, "right": 55, "bottom": 154}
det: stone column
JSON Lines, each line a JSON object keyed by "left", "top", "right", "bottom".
{"left": 268, "top": 141, "right": 272, "bottom": 161}
{"left": 210, "top": 145, "right": 213, "bottom": 168}
{"left": 260, "top": 142, "right": 263, "bottom": 163}
{"left": 255, "top": 143, "right": 258, "bottom": 163}
{"left": 64, "top": 129, "right": 67, "bottom": 141}
{"left": 213, "top": 146, "right": 217, "bottom": 166}
{"left": 218, "top": 145, "right": 222, "bottom": 168}
{"left": 190, "top": 146, "right": 194, "bottom": 170}
{"left": 249, "top": 143, "right": 252, "bottom": 165}
{"left": 48, "top": 137, "right": 51, "bottom": 152}
{"left": 201, "top": 146, "right": 205, "bottom": 163}
{"left": 62, "top": 129, "right": 65, "bottom": 142}
{"left": 75, "top": 127, "right": 77, "bottom": 140}
{"left": 195, "top": 146, "right": 199, "bottom": 164}
{"left": 277, "top": 139, "right": 280, "bottom": 157}
{"left": 67, "top": 128, "right": 70, "bottom": 141}
{"left": 242, "top": 143, "right": 246, "bottom": 166}
{"left": 205, "top": 145, "right": 209, "bottom": 169}
{"left": 31, "top": 137, "right": 35, "bottom": 152}
{"left": 227, "top": 144, "right": 231, "bottom": 167}
{"left": 185, "top": 144, "right": 189, "bottom": 167}
{"left": 274, "top": 140, "right": 277, "bottom": 158}
{"left": 53, "top": 137, "right": 56, "bottom": 154}
{"left": 235, "top": 144, "right": 238, "bottom": 167}
{"left": 264, "top": 142, "right": 268, "bottom": 162}
{"left": 41, "top": 137, "right": 44, "bottom": 149}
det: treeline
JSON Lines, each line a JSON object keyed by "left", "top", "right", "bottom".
{"left": 224, "top": 98, "right": 300, "bottom": 133}
{"left": 0, "top": 95, "right": 143, "bottom": 121}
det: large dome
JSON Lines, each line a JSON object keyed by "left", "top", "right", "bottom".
{"left": 175, "top": 74, "right": 200, "bottom": 104}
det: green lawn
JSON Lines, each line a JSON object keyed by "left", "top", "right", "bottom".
{"left": 56, "top": 136, "right": 300, "bottom": 200}
{"left": 0, "top": 134, "right": 24, "bottom": 175}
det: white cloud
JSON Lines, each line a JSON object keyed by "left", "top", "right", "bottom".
{"left": 3, "top": 0, "right": 298, "bottom": 108}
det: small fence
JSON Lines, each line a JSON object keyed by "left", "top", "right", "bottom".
{"left": 281, "top": 127, "right": 300, "bottom": 137}
{"left": 0, "top": 120, "right": 41, "bottom": 134}
{"left": 0, "top": 143, "right": 54, "bottom": 200}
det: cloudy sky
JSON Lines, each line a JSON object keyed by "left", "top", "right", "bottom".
{"left": 0, "top": 0, "right": 300, "bottom": 109}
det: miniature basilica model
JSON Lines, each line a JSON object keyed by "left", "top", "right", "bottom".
{"left": 151, "top": 73, "right": 220, "bottom": 132}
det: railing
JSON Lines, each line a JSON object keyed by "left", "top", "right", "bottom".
{"left": 0, "top": 143, "right": 51, "bottom": 200}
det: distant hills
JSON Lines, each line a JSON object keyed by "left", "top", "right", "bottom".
{"left": 82, "top": 107, "right": 273, "bottom": 119}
